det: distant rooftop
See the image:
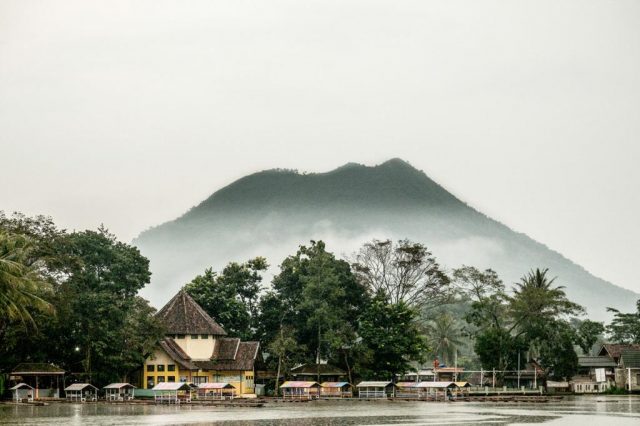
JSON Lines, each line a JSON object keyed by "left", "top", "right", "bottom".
{"left": 12, "top": 363, "right": 64, "bottom": 375}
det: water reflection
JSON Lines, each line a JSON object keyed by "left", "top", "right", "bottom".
{"left": 1, "top": 396, "right": 639, "bottom": 425}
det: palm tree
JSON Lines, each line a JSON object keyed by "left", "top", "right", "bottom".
{"left": 427, "top": 313, "right": 464, "bottom": 365}
{"left": 0, "top": 231, "right": 51, "bottom": 327}
{"left": 510, "top": 268, "right": 583, "bottom": 323}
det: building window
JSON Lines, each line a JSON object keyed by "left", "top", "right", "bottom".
{"left": 147, "top": 377, "right": 154, "bottom": 388}
{"left": 176, "top": 334, "right": 185, "bottom": 339}
{"left": 191, "top": 334, "right": 199, "bottom": 339}
{"left": 219, "top": 375, "right": 241, "bottom": 383}
{"left": 157, "top": 376, "right": 165, "bottom": 383}
{"left": 147, "top": 365, "right": 155, "bottom": 372}
{"left": 157, "top": 365, "right": 165, "bottom": 372}
{"left": 193, "top": 376, "right": 208, "bottom": 384}
{"left": 168, "top": 376, "right": 176, "bottom": 382}
{"left": 180, "top": 376, "right": 188, "bottom": 382}
{"left": 200, "top": 334, "right": 208, "bottom": 339}
{"left": 168, "top": 364, "right": 176, "bottom": 372}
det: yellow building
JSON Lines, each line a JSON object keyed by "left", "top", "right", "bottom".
{"left": 143, "top": 290, "right": 259, "bottom": 396}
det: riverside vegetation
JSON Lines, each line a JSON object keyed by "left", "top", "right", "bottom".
{"left": 1, "top": 211, "right": 639, "bottom": 396}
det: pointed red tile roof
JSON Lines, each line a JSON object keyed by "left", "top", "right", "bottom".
{"left": 157, "top": 289, "right": 226, "bottom": 336}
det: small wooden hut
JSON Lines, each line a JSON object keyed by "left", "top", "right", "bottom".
{"left": 454, "top": 381, "right": 471, "bottom": 399}
{"left": 320, "top": 382, "right": 352, "bottom": 398}
{"left": 9, "top": 383, "right": 34, "bottom": 402}
{"left": 11, "top": 363, "right": 65, "bottom": 399}
{"left": 415, "top": 381, "right": 458, "bottom": 401}
{"left": 197, "top": 383, "right": 236, "bottom": 400}
{"left": 280, "top": 381, "right": 320, "bottom": 400}
{"left": 64, "top": 383, "right": 98, "bottom": 402}
{"left": 356, "top": 381, "right": 395, "bottom": 398}
{"left": 290, "top": 363, "right": 347, "bottom": 382}
{"left": 395, "top": 381, "right": 421, "bottom": 398}
{"left": 152, "top": 382, "right": 192, "bottom": 404}
{"left": 104, "top": 383, "right": 136, "bottom": 401}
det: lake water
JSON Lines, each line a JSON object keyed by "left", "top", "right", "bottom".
{"left": 1, "top": 396, "right": 639, "bottom": 425}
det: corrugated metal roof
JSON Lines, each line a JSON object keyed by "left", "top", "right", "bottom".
{"left": 621, "top": 349, "right": 640, "bottom": 368}
{"left": 9, "top": 383, "right": 33, "bottom": 390}
{"left": 395, "top": 382, "right": 419, "bottom": 388}
{"left": 578, "top": 356, "right": 616, "bottom": 368}
{"left": 415, "top": 381, "right": 457, "bottom": 389}
{"left": 404, "top": 370, "right": 435, "bottom": 376}
{"left": 320, "top": 382, "right": 350, "bottom": 388}
{"left": 280, "top": 381, "right": 319, "bottom": 388}
{"left": 103, "top": 383, "right": 136, "bottom": 389}
{"left": 152, "top": 382, "right": 191, "bottom": 391}
{"left": 599, "top": 344, "right": 640, "bottom": 360}
{"left": 356, "top": 381, "right": 392, "bottom": 388}
{"left": 547, "top": 381, "right": 569, "bottom": 388}
{"left": 65, "top": 383, "right": 97, "bottom": 391}
{"left": 434, "top": 367, "right": 464, "bottom": 372}
{"left": 198, "top": 383, "right": 235, "bottom": 389}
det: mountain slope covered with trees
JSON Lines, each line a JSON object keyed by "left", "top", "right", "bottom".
{"left": 135, "top": 159, "right": 637, "bottom": 320}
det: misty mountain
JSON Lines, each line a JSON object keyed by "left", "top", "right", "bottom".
{"left": 134, "top": 159, "right": 637, "bottom": 321}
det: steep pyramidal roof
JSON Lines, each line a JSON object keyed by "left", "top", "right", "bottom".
{"left": 156, "top": 289, "right": 226, "bottom": 336}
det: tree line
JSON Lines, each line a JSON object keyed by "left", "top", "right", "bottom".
{"left": 2, "top": 212, "right": 639, "bottom": 394}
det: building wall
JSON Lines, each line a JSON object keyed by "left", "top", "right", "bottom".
{"left": 186, "top": 370, "right": 255, "bottom": 395}
{"left": 571, "top": 381, "right": 611, "bottom": 393}
{"left": 142, "top": 347, "right": 255, "bottom": 394}
{"left": 143, "top": 348, "right": 179, "bottom": 388}
{"left": 615, "top": 368, "right": 640, "bottom": 390}
{"left": 171, "top": 334, "right": 216, "bottom": 360}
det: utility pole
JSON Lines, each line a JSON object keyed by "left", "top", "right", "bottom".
{"left": 454, "top": 349, "right": 458, "bottom": 382}
{"left": 517, "top": 351, "right": 521, "bottom": 389}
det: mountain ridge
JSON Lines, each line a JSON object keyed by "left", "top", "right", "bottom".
{"left": 135, "top": 159, "right": 637, "bottom": 320}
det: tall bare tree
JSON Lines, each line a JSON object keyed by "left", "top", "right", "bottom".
{"left": 352, "top": 239, "right": 450, "bottom": 310}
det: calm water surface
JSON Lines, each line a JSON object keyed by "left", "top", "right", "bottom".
{"left": 1, "top": 396, "right": 639, "bottom": 425}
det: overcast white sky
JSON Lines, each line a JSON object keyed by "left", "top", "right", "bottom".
{"left": 1, "top": 1, "right": 639, "bottom": 293}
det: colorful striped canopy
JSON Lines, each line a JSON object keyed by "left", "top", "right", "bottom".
{"left": 280, "top": 381, "right": 319, "bottom": 388}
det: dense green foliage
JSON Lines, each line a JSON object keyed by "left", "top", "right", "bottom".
{"left": 607, "top": 300, "right": 640, "bottom": 344}
{"left": 456, "top": 266, "right": 584, "bottom": 381}
{"left": 425, "top": 312, "right": 464, "bottom": 366}
{"left": 357, "top": 291, "right": 428, "bottom": 378}
{"left": 0, "top": 231, "right": 52, "bottom": 329}
{"left": 259, "top": 241, "right": 369, "bottom": 380}
{"left": 0, "top": 213, "right": 164, "bottom": 386}
{"left": 2, "top": 209, "right": 638, "bottom": 393}
{"left": 572, "top": 319, "right": 606, "bottom": 354}
{"left": 185, "top": 258, "right": 267, "bottom": 340}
